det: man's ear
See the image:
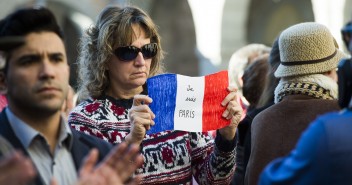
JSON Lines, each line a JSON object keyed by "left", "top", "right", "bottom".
{"left": 0, "top": 72, "right": 8, "bottom": 95}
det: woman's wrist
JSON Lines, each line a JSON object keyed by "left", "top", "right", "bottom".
{"left": 215, "top": 129, "right": 237, "bottom": 152}
{"left": 218, "top": 127, "right": 237, "bottom": 141}
{"left": 125, "top": 133, "right": 143, "bottom": 145}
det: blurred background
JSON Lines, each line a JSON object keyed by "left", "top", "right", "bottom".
{"left": 1, "top": 0, "right": 351, "bottom": 90}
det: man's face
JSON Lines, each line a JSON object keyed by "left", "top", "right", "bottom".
{"left": 2, "top": 32, "right": 69, "bottom": 115}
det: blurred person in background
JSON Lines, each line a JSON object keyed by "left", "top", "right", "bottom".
{"left": 228, "top": 43, "right": 271, "bottom": 116}
{"left": 0, "top": 95, "right": 6, "bottom": 112}
{"left": 232, "top": 39, "right": 281, "bottom": 185}
{"left": 245, "top": 22, "right": 346, "bottom": 185}
{"left": 259, "top": 80, "right": 352, "bottom": 185}
{"left": 242, "top": 53, "right": 270, "bottom": 110}
{"left": 258, "top": 19, "right": 352, "bottom": 185}
{"left": 341, "top": 20, "right": 352, "bottom": 55}
{"left": 69, "top": 5, "right": 243, "bottom": 185}
{"left": 256, "top": 38, "right": 281, "bottom": 109}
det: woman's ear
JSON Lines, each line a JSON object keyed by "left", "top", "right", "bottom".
{"left": 0, "top": 72, "right": 8, "bottom": 95}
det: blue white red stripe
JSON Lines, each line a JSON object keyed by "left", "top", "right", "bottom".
{"left": 147, "top": 70, "right": 229, "bottom": 134}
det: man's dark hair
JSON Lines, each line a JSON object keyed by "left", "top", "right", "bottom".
{"left": 0, "top": 7, "right": 63, "bottom": 72}
{"left": 0, "top": 7, "right": 63, "bottom": 39}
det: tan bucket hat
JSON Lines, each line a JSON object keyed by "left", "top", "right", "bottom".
{"left": 275, "top": 22, "right": 347, "bottom": 78}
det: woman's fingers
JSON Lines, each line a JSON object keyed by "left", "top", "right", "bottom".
{"left": 221, "top": 86, "right": 239, "bottom": 120}
{"left": 221, "top": 87, "right": 238, "bottom": 107}
{"left": 132, "top": 95, "right": 153, "bottom": 106}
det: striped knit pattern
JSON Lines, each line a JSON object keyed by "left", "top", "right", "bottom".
{"left": 68, "top": 96, "right": 235, "bottom": 185}
{"left": 276, "top": 82, "right": 334, "bottom": 103}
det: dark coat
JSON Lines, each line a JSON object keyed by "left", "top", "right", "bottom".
{"left": 0, "top": 109, "right": 113, "bottom": 185}
{"left": 259, "top": 110, "right": 352, "bottom": 185}
{"left": 232, "top": 103, "right": 273, "bottom": 185}
{"left": 245, "top": 95, "right": 340, "bottom": 185}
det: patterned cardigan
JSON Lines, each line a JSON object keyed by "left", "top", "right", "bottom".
{"left": 68, "top": 95, "right": 236, "bottom": 185}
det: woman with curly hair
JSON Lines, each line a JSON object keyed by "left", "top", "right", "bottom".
{"left": 69, "top": 5, "right": 242, "bottom": 185}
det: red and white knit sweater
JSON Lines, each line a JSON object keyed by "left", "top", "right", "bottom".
{"left": 68, "top": 95, "right": 236, "bottom": 185}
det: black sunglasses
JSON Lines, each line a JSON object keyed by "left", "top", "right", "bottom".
{"left": 113, "top": 43, "right": 158, "bottom": 61}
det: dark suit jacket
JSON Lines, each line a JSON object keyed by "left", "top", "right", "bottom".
{"left": 0, "top": 109, "right": 113, "bottom": 185}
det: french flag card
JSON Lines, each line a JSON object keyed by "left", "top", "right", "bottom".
{"left": 146, "top": 70, "right": 229, "bottom": 134}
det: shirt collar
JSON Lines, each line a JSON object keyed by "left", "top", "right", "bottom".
{"left": 59, "top": 116, "right": 73, "bottom": 149}
{"left": 6, "top": 108, "right": 73, "bottom": 150}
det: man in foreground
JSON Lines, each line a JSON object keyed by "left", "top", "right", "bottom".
{"left": 0, "top": 7, "right": 143, "bottom": 185}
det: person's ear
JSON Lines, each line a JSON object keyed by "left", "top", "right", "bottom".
{"left": 0, "top": 72, "right": 7, "bottom": 95}
{"left": 323, "top": 68, "right": 338, "bottom": 82}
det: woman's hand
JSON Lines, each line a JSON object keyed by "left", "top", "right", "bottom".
{"left": 126, "top": 95, "right": 155, "bottom": 145}
{"left": 219, "top": 86, "right": 243, "bottom": 141}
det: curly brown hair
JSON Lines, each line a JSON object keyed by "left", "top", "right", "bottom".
{"left": 77, "top": 5, "right": 164, "bottom": 100}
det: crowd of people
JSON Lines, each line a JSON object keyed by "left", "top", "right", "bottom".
{"left": 0, "top": 4, "right": 351, "bottom": 185}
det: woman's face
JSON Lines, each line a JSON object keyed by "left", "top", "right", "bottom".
{"left": 107, "top": 24, "right": 152, "bottom": 91}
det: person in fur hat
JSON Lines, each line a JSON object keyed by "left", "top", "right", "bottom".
{"left": 244, "top": 22, "right": 347, "bottom": 185}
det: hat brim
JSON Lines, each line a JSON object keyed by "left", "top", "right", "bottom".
{"left": 274, "top": 49, "right": 348, "bottom": 78}
{"left": 0, "top": 36, "right": 25, "bottom": 51}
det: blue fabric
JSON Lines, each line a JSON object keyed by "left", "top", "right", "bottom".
{"left": 147, "top": 74, "right": 177, "bottom": 134}
{"left": 259, "top": 110, "right": 352, "bottom": 185}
